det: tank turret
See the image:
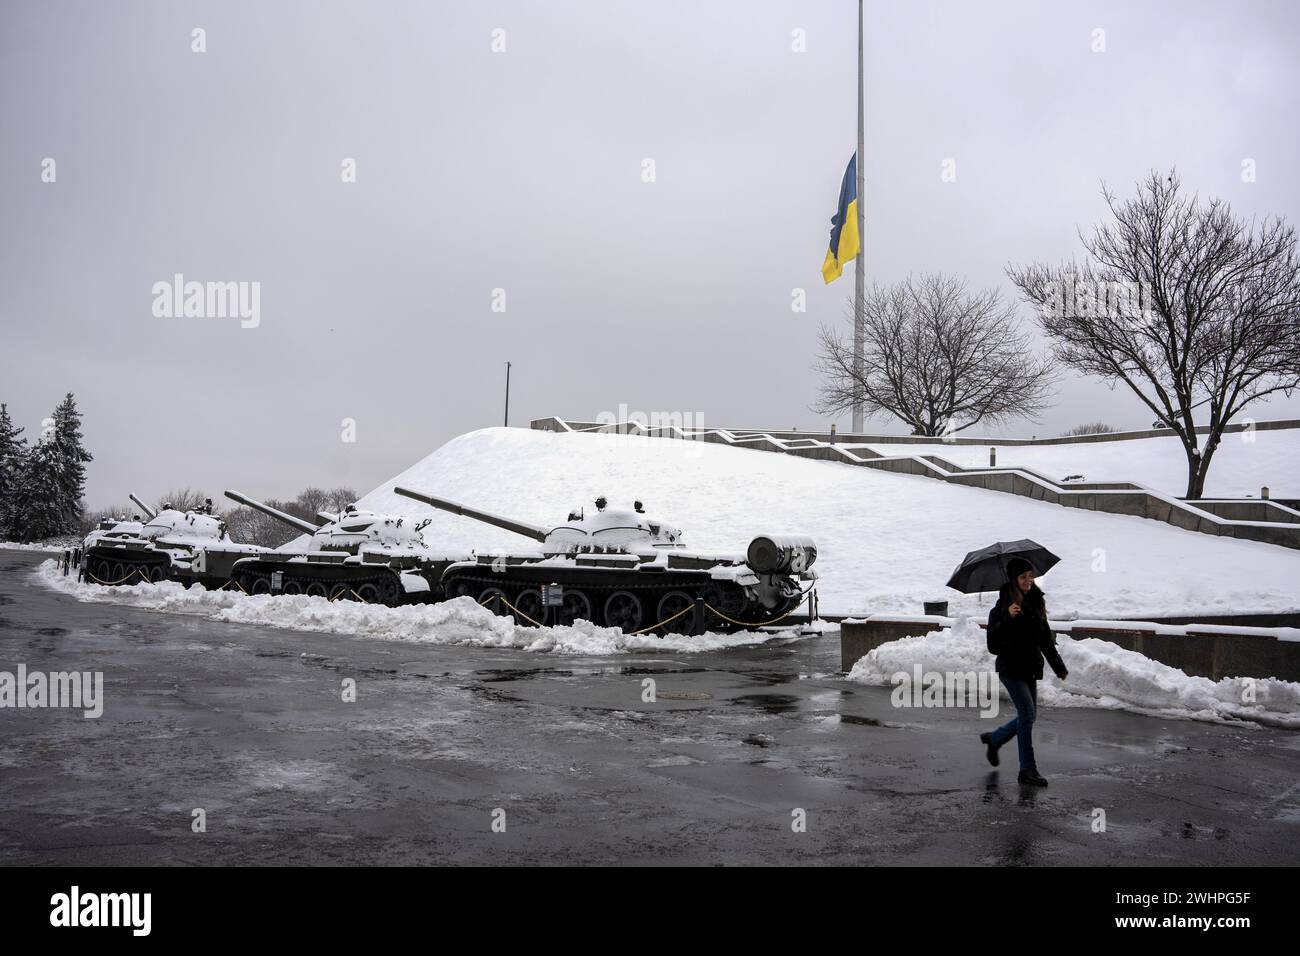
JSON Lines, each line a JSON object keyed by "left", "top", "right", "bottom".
{"left": 395, "top": 486, "right": 690, "bottom": 554}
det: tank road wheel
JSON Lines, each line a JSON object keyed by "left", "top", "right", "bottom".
{"left": 447, "top": 579, "right": 475, "bottom": 599}
{"left": 478, "top": 587, "right": 509, "bottom": 616}
{"left": 148, "top": 565, "right": 166, "bottom": 584}
{"left": 702, "top": 585, "right": 748, "bottom": 624}
{"left": 282, "top": 580, "right": 303, "bottom": 595}
{"left": 603, "top": 591, "right": 644, "bottom": 633}
{"left": 356, "top": 582, "right": 382, "bottom": 604}
{"left": 656, "top": 591, "right": 695, "bottom": 635}
{"left": 557, "top": 590, "right": 593, "bottom": 627}
{"left": 110, "top": 562, "right": 128, "bottom": 584}
{"left": 305, "top": 581, "right": 328, "bottom": 599}
{"left": 91, "top": 559, "right": 111, "bottom": 583}
{"left": 512, "top": 589, "right": 544, "bottom": 627}
{"left": 380, "top": 576, "right": 402, "bottom": 606}
{"left": 328, "top": 583, "right": 352, "bottom": 602}
{"left": 250, "top": 576, "right": 273, "bottom": 595}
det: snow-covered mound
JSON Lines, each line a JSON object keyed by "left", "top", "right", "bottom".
{"left": 351, "top": 427, "right": 1300, "bottom": 619}
{"left": 858, "top": 425, "right": 1300, "bottom": 499}
{"left": 35, "top": 560, "right": 806, "bottom": 656}
{"left": 846, "top": 618, "right": 1300, "bottom": 730}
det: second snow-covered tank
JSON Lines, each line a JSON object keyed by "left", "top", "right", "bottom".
{"left": 221, "top": 490, "right": 469, "bottom": 605}
{"left": 394, "top": 487, "right": 817, "bottom": 633}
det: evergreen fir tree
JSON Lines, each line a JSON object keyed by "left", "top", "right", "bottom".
{"left": 50, "top": 392, "right": 93, "bottom": 535}
{"left": 9, "top": 436, "right": 65, "bottom": 542}
{"left": 0, "top": 404, "right": 28, "bottom": 539}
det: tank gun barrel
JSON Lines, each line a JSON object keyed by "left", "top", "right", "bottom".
{"left": 128, "top": 493, "right": 158, "bottom": 521}
{"left": 393, "top": 486, "right": 548, "bottom": 543}
{"left": 223, "top": 489, "right": 318, "bottom": 536}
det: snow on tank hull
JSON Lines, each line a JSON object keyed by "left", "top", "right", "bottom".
{"left": 392, "top": 487, "right": 817, "bottom": 634}
{"left": 222, "top": 489, "right": 470, "bottom": 607}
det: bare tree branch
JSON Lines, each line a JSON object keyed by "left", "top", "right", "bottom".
{"left": 1007, "top": 169, "right": 1300, "bottom": 498}
{"left": 812, "top": 273, "right": 1057, "bottom": 436}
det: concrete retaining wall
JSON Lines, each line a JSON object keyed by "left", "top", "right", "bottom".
{"left": 840, "top": 616, "right": 1300, "bottom": 682}
{"left": 533, "top": 416, "right": 1300, "bottom": 447}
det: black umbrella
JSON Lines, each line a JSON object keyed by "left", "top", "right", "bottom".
{"left": 946, "top": 539, "right": 1060, "bottom": 594}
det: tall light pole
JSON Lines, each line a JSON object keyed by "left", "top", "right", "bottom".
{"left": 853, "top": 0, "right": 866, "bottom": 434}
{"left": 503, "top": 361, "right": 511, "bottom": 427}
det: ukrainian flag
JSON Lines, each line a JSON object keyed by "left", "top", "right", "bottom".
{"left": 821, "top": 153, "right": 860, "bottom": 283}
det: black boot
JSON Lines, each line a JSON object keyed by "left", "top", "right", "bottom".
{"left": 1018, "top": 769, "right": 1048, "bottom": 787}
{"left": 979, "top": 732, "right": 998, "bottom": 767}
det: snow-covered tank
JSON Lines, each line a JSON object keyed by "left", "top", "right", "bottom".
{"left": 221, "top": 490, "right": 469, "bottom": 605}
{"left": 393, "top": 487, "right": 817, "bottom": 633}
{"left": 81, "top": 494, "right": 269, "bottom": 587}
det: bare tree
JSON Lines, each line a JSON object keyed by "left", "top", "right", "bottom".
{"left": 323, "top": 487, "right": 359, "bottom": 513}
{"left": 1007, "top": 170, "right": 1300, "bottom": 498}
{"left": 295, "top": 487, "right": 329, "bottom": 517}
{"left": 222, "top": 501, "right": 302, "bottom": 548}
{"left": 814, "top": 273, "right": 1055, "bottom": 436}
{"left": 1060, "top": 421, "right": 1119, "bottom": 437}
{"left": 155, "top": 487, "right": 211, "bottom": 513}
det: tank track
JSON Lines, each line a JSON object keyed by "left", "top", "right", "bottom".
{"left": 84, "top": 549, "right": 170, "bottom": 586}
{"left": 442, "top": 569, "right": 783, "bottom": 633}
{"left": 232, "top": 561, "right": 411, "bottom": 606}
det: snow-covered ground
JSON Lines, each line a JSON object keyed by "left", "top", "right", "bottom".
{"left": 855, "top": 425, "right": 1299, "bottom": 499}
{"left": 0, "top": 541, "right": 66, "bottom": 552}
{"left": 36, "top": 560, "right": 808, "bottom": 656}
{"left": 846, "top": 617, "right": 1300, "bottom": 730}
{"left": 349, "top": 427, "right": 1300, "bottom": 619}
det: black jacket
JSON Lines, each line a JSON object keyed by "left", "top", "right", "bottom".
{"left": 986, "top": 586, "right": 1068, "bottom": 681}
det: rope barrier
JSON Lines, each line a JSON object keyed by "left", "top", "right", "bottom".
{"left": 473, "top": 591, "right": 546, "bottom": 628}
{"left": 86, "top": 566, "right": 152, "bottom": 586}
{"left": 497, "top": 594, "right": 545, "bottom": 628}
{"left": 704, "top": 594, "right": 808, "bottom": 628}
{"left": 474, "top": 588, "right": 815, "bottom": 635}
{"left": 630, "top": 602, "right": 694, "bottom": 636}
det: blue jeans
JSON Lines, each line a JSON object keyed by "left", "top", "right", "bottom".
{"left": 990, "top": 675, "right": 1038, "bottom": 772}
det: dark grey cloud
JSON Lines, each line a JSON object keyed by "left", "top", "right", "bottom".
{"left": 3, "top": 0, "right": 1298, "bottom": 507}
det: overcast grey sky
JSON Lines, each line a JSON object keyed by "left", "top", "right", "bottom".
{"left": 3, "top": 0, "right": 1298, "bottom": 508}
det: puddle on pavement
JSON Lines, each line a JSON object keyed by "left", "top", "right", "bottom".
{"left": 729, "top": 694, "right": 801, "bottom": 714}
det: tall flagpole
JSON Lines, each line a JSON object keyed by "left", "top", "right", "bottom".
{"left": 852, "top": 0, "right": 865, "bottom": 434}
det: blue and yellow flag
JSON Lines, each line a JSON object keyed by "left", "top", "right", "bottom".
{"left": 821, "top": 153, "right": 860, "bottom": 283}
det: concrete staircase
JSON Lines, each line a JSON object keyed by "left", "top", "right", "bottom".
{"left": 531, "top": 416, "right": 1300, "bottom": 551}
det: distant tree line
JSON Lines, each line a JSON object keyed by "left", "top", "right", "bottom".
{"left": 223, "top": 487, "right": 360, "bottom": 548}
{"left": 86, "top": 486, "right": 360, "bottom": 549}
{"left": 0, "top": 394, "right": 93, "bottom": 542}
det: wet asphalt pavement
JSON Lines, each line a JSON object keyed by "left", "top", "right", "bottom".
{"left": 1, "top": 551, "right": 1297, "bottom": 866}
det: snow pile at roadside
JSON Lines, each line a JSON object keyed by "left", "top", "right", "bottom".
{"left": 1, "top": 541, "right": 66, "bottom": 552}
{"left": 35, "top": 560, "right": 807, "bottom": 656}
{"left": 845, "top": 617, "right": 1300, "bottom": 729}
{"left": 344, "top": 427, "right": 1300, "bottom": 619}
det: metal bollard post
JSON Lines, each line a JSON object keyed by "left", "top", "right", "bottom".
{"left": 692, "top": 596, "right": 706, "bottom": 636}
{"left": 829, "top": 424, "right": 837, "bottom": 445}
{"left": 990, "top": 447, "right": 997, "bottom": 467}
{"left": 1262, "top": 486, "right": 1270, "bottom": 500}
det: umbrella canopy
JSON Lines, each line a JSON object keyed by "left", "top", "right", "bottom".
{"left": 946, "top": 539, "right": 1060, "bottom": 594}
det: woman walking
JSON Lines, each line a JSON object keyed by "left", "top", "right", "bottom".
{"left": 980, "top": 557, "right": 1069, "bottom": 786}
